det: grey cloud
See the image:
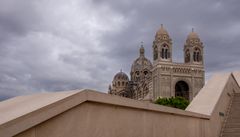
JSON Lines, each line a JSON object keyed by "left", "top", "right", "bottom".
{"left": 0, "top": 1, "right": 39, "bottom": 39}
{"left": 97, "top": 0, "right": 240, "bottom": 71}
{"left": 1, "top": 0, "right": 240, "bottom": 101}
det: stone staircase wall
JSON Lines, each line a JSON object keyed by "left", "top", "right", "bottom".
{"left": 221, "top": 93, "right": 240, "bottom": 137}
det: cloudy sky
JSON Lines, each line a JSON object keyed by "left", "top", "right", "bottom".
{"left": 0, "top": 0, "right": 240, "bottom": 101}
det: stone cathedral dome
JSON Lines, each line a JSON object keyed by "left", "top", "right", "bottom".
{"left": 113, "top": 71, "right": 129, "bottom": 81}
{"left": 131, "top": 46, "right": 152, "bottom": 71}
{"left": 111, "top": 70, "right": 129, "bottom": 94}
{"left": 131, "top": 45, "right": 152, "bottom": 81}
{"left": 131, "top": 55, "right": 152, "bottom": 72}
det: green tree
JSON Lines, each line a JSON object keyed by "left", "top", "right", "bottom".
{"left": 155, "top": 96, "right": 189, "bottom": 110}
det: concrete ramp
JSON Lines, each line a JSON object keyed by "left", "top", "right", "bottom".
{"left": 221, "top": 93, "right": 240, "bottom": 137}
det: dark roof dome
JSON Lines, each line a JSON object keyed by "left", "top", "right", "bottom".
{"left": 131, "top": 57, "right": 152, "bottom": 72}
{"left": 113, "top": 71, "right": 129, "bottom": 81}
{"left": 131, "top": 46, "right": 152, "bottom": 73}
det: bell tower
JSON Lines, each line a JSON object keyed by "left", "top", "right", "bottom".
{"left": 184, "top": 28, "right": 204, "bottom": 65}
{"left": 153, "top": 24, "right": 173, "bottom": 64}
{"left": 109, "top": 25, "right": 205, "bottom": 102}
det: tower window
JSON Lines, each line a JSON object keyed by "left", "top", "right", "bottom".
{"left": 153, "top": 47, "right": 158, "bottom": 60}
{"left": 136, "top": 71, "right": 139, "bottom": 75}
{"left": 193, "top": 52, "right": 197, "bottom": 61}
{"left": 185, "top": 49, "right": 190, "bottom": 63}
{"left": 193, "top": 48, "right": 201, "bottom": 62}
{"left": 161, "top": 44, "right": 170, "bottom": 59}
{"left": 165, "top": 49, "right": 168, "bottom": 59}
{"left": 161, "top": 48, "right": 164, "bottom": 58}
{"left": 144, "top": 71, "right": 148, "bottom": 75}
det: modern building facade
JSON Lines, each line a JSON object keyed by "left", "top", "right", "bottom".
{"left": 108, "top": 25, "right": 205, "bottom": 101}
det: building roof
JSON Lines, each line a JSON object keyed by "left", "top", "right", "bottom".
{"left": 1, "top": 71, "right": 240, "bottom": 137}
{"left": 0, "top": 89, "right": 210, "bottom": 137}
{"left": 233, "top": 71, "right": 240, "bottom": 87}
{"left": 0, "top": 90, "right": 80, "bottom": 125}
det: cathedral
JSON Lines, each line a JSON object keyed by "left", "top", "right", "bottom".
{"left": 108, "top": 24, "right": 205, "bottom": 101}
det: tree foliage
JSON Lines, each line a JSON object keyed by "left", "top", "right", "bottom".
{"left": 155, "top": 96, "right": 190, "bottom": 110}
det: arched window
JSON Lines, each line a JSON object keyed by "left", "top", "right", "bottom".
{"left": 161, "top": 48, "right": 164, "bottom": 58}
{"left": 118, "top": 81, "right": 120, "bottom": 86}
{"left": 185, "top": 49, "right": 190, "bottom": 63}
{"left": 193, "top": 48, "right": 201, "bottom": 62}
{"left": 164, "top": 49, "right": 168, "bottom": 58}
{"left": 136, "top": 71, "right": 139, "bottom": 76}
{"left": 153, "top": 47, "right": 158, "bottom": 60}
{"left": 135, "top": 71, "right": 140, "bottom": 81}
{"left": 161, "top": 44, "right": 170, "bottom": 59}
{"left": 122, "top": 81, "right": 124, "bottom": 86}
{"left": 144, "top": 71, "right": 148, "bottom": 75}
{"left": 193, "top": 52, "right": 196, "bottom": 61}
{"left": 197, "top": 52, "right": 199, "bottom": 61}
{"left": 175, "top": 81, "right": 189, "bottom": 100}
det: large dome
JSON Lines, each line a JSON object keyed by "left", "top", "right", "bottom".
{"left": 112, "top": 70, "right": 129, "bottom": 93}
{"left": 113, "top": 71, "right": 129, "bottom": 81}
{"left": 131, "top": 57, "right": 152, "bottom": 72}
{"left": 131, "top": 45, "right": 152, "bottom": 74}
{"left": 131, "top": 46, "right": 152, "bottom": 81}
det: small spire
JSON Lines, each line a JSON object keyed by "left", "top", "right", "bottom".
{"left": 139, "top": 42, "right": 145, "bottom": 57}
{"left": 120, "top": 69, "right": 122, "bottom": 72}
{"left": 156, "top": 24, "right": 168, "bottom": 36}
{"left": 141, "top": 41, "right": 144, "bottom": 49}
{"left": 187, "top": 27, "right": 199, "bottom": 39}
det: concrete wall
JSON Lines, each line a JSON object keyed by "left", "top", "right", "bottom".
{"left": 208, "top": 74, "right": 240, "bottom": 137}
{"left": 187, "top": 73, "right": 240, "bottom": 137}
{"left": 1, "top": 72, "right": 240, "bottom": 137}
{"left": 15, "top": 101, "right": 209, "bottom": 137}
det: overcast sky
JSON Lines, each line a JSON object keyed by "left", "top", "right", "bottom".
{"left": 0, "top": 0, "right": 240, "bottom": 101}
